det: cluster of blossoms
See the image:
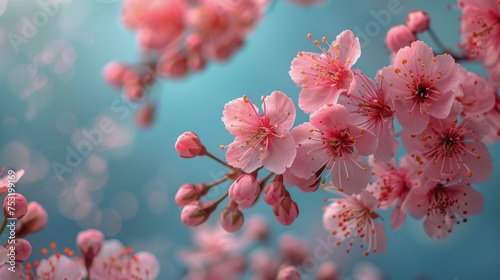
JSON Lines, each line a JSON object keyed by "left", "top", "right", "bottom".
{"left": 0, "top": 169, "right": 159, "bottom": 280}
{"left": 175, "top": 5, "right": 498, "bottom": 258}
{"left": 102, "top": 0, "right": 269, "bottom": 128}
{"left": 178, "top": 215, "right": 384, "bottom": 280}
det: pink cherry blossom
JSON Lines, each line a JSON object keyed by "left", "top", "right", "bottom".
{"left": 16, "top": 201, "right": 48, "bottom": 238}
{"left": 228, "top": 174, "right": 260, "bottom": 209}
{"left": 90, "top": 240, "right": 160, "bottom": 280}
{"left": 456, "top": 69, "right": 496, "bottom": 116}
{"left": 289, "top": 104, "right": 377, "bottom": 194}
{"left": 403, "top": 180, "right": 484, "bottom": 239}
{"left": 340, "top": 69, "right": 397, "bottom": 162}
{"left": 380, "top": 40, "right": 462, "bottom": 135}
{"left": 367, "top": 155, "right": 420, "bottom": 229}
{"left": 480, "top": 95, "right": 500, "bottom": 143}
{"left": 36, "top": 254, "right": 86, "bottom": 280}
{"left": 323, "top": 190, "right": 386, "bottom": 255}
{"left": 222, "top": 91, "right": 296, "bottom": 174}
{"left": 458, "top": 0, "right": 500, "bottom": 81}
{"left": 289, "top": 30, "right": 361, "bottom": 113}
{"left": 401, "top": 116, "right": 493, "bottom": 183}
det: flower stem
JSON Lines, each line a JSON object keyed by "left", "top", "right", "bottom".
{"left": 0, "top": 217, "right": 7, "bottom": 238}
{"left": 259, "top": 172, "right": 274, "bottom": 188}
{"left": 205, "top": 151, "right": 234, "bottom": 169}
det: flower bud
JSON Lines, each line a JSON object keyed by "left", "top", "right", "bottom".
{"left": 180, "top": 201, "right": 216, "bottom": 226}
{"left": 12, "top": 238, "right": 32, "bottom": 261}
{"left": 385, "top": 25, "right": 417, "bottom": 53}
{"left": 277, "top": 265, "right": 301, "bottom": 280}
{"left": 272, "top": 194, "right": 299, "bottom": 226}
{"left": 3, "top": 193, "right": 28, "bottom": 219}
{"left": 16, "top": 202, "right": 48, "bottom": 238}
{"left": 406, "top": 10, "right": 429, "bottom": 33}
{"left": 175, "top": 183, "right": 208, "bottom": 206}
{"left": 76, "top": 229, "right": 104, "bottom": 269}
{"left": 228, "top": 174, "right": 260, "bottom": 209}
{"left": 135, "top": 103, "right": 155, "bottom": 128}
{"left": 123, "top": 83, "right": 145, "bottom": 102}
{"left": 175, "top": 132, "right": 207, "bottom": 158}
{"left": 219, "top": 203, "right": 244, "bottom": 233}
{"left": 102, "top": 61, "right": 127, "bottom": 88}
{"left": 316, "top": 262, "right": 339, "bottom": 280}
{"left": 263, "top": 174, "right": 286, "bottom": 206}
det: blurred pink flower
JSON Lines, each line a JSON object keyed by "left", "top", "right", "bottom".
{"left": 323, "top": 190, "right": 386, "bottom": 255}
{"left": 36, "top": 254, "right": 86, "bottom": 280}
{"left": 222, "top": 91, "right": 296, "bottom": 174}
{"left": 290, "top": 30, "right": 361, "bottom": 113}
{"left": 90, "top": 240, "right": 160, "bottom": 280}
{"left": 403, "top": 180, "right": 484, "bottom": 239}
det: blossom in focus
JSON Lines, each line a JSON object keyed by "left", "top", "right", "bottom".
{"left": 222, "top": 91, "right": 296, "bottom": 174}
{"left": 341, "top": 70, "right": 397, "bottom": 162}
{"left": 380, "top": 40, "right": 462, "bottom": 135}
{"left": 289, "top": 104, "right": 377, "bottom": 194}
{"left": 401, "top": 116, "right": 493, "bottom": 183}
{"left": 289, "top": 30, "right": 361, "bottom": 113}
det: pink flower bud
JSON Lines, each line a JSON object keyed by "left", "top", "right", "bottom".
{"left": 103, "top": 61, "right": 127, "bottom": 88}
{"left": 175, "top": 183, "right": 208, "bottom": 206}
{"left": 157, "top": 51, "right": 189, "bottom": 79}
{"left": 16, "top": 202, "right": 48, "bottom": 238}
{"left": 76, "top": 229, "right": 104, "bottom": 269}
{"left": 316, "top": 262, "right": 339, "bottom": 280}
{"left": 175, "top": 132, "right": 207, "bottom": 158}
{"left": 244, "top": 215, "right": 269, "bottom": 242}
{"left": 219, "top": 204, "right": 244, "bottom": 233}
{"left": 135, "top": 103, "right": 155, "bottom": 128}
{"left": 123, "top": 83, "right": 145, "bottom": 102}
{"left": 180, "top": 201, "right": 216, "bottom": 226}
{"left": 263, "top": 174, "right": 286, "bottom": 206}
{"left": 12, "top": 238, "right": 32, "bottom": 262}
{"left": 385, "top": 25, "right": 417, "bottom": 53}
{"left": 277, "top": 265, "right": 300, "bottom": 280}
{"left": 406, "top": 10, "right": 429, "bottom": 33}
{"left": 3, "top": 193, "right": 28, "bottom": 219}
{"left": 228, "top": 174, "right": 260, "bottom": 209}
{"left": 272, "top": 195, "right": 299, "bottom": 226}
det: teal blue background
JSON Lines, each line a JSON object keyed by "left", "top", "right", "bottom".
{"left": 1, "top": 0, "right": 499, "bottom": 279}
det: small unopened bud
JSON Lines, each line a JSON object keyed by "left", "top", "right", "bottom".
{"left": 277, "top": 265, "right": 301, "bottom": 280}
{"left": 135, "top": 103, "right": 155, "bottom": 128}
{"left": 4, "top": 193, "right": 28, "bottom": 219}
{"left": 385, "top": 25, "right": 417, "bottom": 53}
{"left": 16, "top": 202, "right": 48, "bottom": 238}
{"left": 175, "top": 183, "right": 208, "bottom": 206}
{"left": 102, "top": 61, "right": 127, "bottom": 88}
{"left": 219, "top": 203, "right": 244, "bottom": 233}
{"left": 175, "top": 132, "right": 207, "bottom": 158}
{"left": 228, "top": 174, "right": 260, "bottom": 209}
{"left": 406, "top": 10, "right": 429, "bottom": 33}
{"left": 180, "top": 201, "right": 216, "bottom": 226}
{"left": 316, "top": 262, "right": 339, "bottom": 280}
{"left": 272, "top": 194, "right": 299, "bottom": 226}
{"left": 263, "top": 174, "right": 286, "bottom": 206}
{"left": 12, "top": 238, "right": 32, "bottom": 261}
{"left": 76, "top": 229, "right": 104, "bottom": 269}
